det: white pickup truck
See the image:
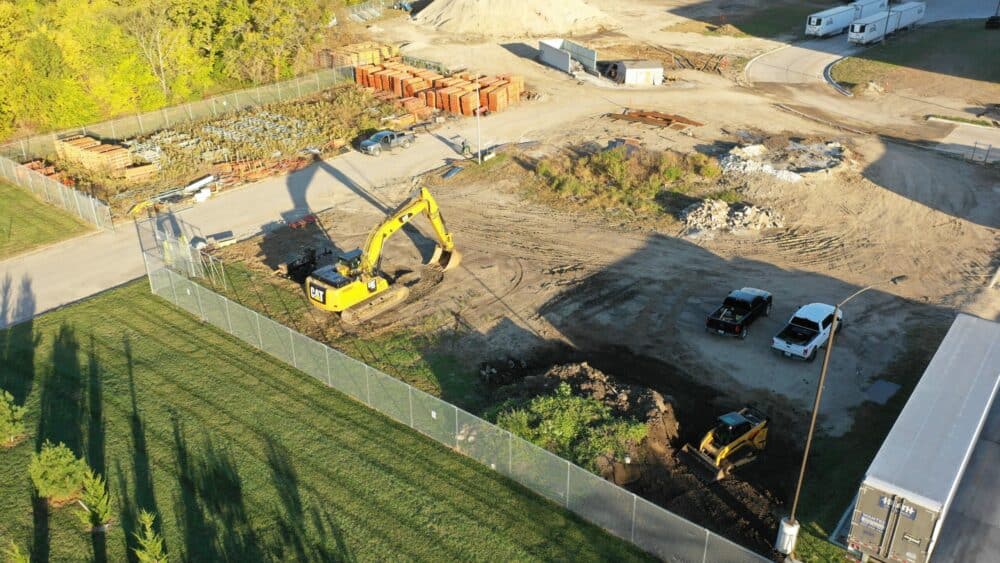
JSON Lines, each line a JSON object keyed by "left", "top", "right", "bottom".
{"left": 771, "top": 303, "right": 843, "bottom": 361}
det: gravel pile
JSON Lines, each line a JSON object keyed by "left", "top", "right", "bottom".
{"left": 682, "top": 199, "right": 783, "bottom": 234}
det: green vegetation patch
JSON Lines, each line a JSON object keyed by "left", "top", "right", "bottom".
{"left": 492, "top": 383, "right": 648, "bottom": 473}
{"left": 531, "top": 146, "right": 724, "bottom": 221}
{"left": 663, "top": 1, "right": 829, "bottom": 39}
{"left": 831, "top": 20, "right": 1000, "bottom": 90}
{"left": 0, "top": 182, "right": 91, "bottom": 259}
{"left": 0, "top": 280, "right": 651, "bottom": 561}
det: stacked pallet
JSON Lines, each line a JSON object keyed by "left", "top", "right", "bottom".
{"left": 354, "top": 60, "right": 525, "bottom": 120}
{"left": 316, "top": 41, "right": 399, "bottom": 68}
{"left": 55, "top": 135, "right": 132, "bottom": 172}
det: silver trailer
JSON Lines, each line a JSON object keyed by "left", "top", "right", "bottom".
{"left": 848, "top": 2, "right": 925, "bottom": 44}
{"left": 847, "top": 314, "right": 1000, "bottom": 563}
{"left": 805, "top": 0, "right": 888, "bottom": 37}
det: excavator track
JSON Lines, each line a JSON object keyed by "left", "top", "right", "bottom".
{"left": 340, "top": 285, "right": 412, "bottom": 325}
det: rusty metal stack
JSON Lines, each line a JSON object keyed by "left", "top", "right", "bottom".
{"left": 354, "top": 61, "right": 525, "bottom": 122}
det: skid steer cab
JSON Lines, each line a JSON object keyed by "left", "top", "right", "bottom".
{"left": 679, "top": 406, "right": 769, "bottom": 482}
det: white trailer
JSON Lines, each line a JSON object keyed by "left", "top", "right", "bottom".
{"left": 805, "top": 0, "right": 888, "bottom": 37}
{"left": 846, "top": 314, "right": 1000, "bottom": 563}
{"left": 848, "top": 2, "right": 925, "bottom": 44}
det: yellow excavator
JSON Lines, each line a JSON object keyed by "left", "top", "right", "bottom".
{"left": 679, "top": 406, "right": 768, "bottom": 483}
{"left": 304, "top": 186, "right": 459, "bottom": 324}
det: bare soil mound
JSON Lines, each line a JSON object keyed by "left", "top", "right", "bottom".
{"left": 414, "top": 0, "right": 612, "bottom": 38}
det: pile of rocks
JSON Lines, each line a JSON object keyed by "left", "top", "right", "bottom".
{"left": 682, "top": 199, "right": 783, "bottom": 234}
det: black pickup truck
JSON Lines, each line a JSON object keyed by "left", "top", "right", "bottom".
{"left": 705, "top": 288, "right": 773, "bottom": 339}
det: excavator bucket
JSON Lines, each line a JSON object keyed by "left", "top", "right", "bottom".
{"left": 678, "top": 443, "right": 728, "bottom": 483}
{"left": 430, "top": 245, "right": 461, "bottom": 271}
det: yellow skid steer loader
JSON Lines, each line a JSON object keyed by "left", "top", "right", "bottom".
{"left": 679, "top": 407, "right": 768, "bottom": 483}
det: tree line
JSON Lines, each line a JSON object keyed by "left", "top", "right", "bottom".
{"left": 0, "top": 0, "right": 339, "bottom": 140}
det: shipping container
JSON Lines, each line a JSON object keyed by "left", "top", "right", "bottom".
{"left": 847, "top": 314, "right": 1000, "bottom": 563}
{"left": 805, "top": 0, "right": 888, "bottom": 37}
{"left": 848, "top": 2, "right": 925, "bottom": 44}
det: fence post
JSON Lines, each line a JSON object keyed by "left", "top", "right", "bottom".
{"left": 89, "top": 194, "right": 99, "bottom": 226}
{"left": 508, "top": 431, "right": 513, "bottom": 474}
{"left": 630, "top": 494, "right": 637, "bottom": 542}
{"left": 365, "top": 365, "right": 371, "bottom": 405}
{"left": 72, "top": 189, "right": 85, "bottom": 220}
{"left": 194, "top": 280, "right": 205, "bottom": 321}
{"left": 255, "top": 311, "right": 264, "bottom": 349}
{"left": 325, "top": 344, "right": 332, "bottom": 386}
{"left": 565, "top": 461, "right": 571, "bottom": 508}
{"left": 169, "top": 270, "right": 179, "bottom": 306}
{"left": 701, "top": 529, "right": 710, "bottom": 563}
{"left": 289, "top": 329, "right": 298, "bottom": 368}
{"left": 408, "top": 386, "right": 414, "bottom": 428}
{"left": 110, "top": 120, "right": 117, "bottom": 140}
{"left": 137, "top": 112, "right": 145, "bottom": 135}
{"left": 224, "top": 297, "right": 234, "bottom": 334}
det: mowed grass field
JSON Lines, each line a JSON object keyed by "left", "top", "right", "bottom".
{"left": 831, "top": 20, "right": 1000, "bottom": 91}
{"left": 0, "top": 182, "right": 91, "bottom": 260}
{"left": 0, "top": 281, "right": 650, "bottom": 562}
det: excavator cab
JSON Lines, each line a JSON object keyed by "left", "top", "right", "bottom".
{"left": 335, "top": 249, "right": 364, "bottom": 277}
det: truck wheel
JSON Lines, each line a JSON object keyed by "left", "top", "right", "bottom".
{"left": 739, "top": 327, "right": 748, "bottom": 340}
{"left": 371, "top": 146, "right": 381, "bottom": 156}
{"left": 764, "top": 302, "right": 772, "bottom": 317}
{"left": 807, "top": 349, "right": 817, "bottom": 362}
{"left": 402, "top": 139, "right": 412, "bottom": 148}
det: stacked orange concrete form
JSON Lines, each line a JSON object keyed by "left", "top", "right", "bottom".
{"left": 354, "top": 60, "right": 525, "bottom": 122}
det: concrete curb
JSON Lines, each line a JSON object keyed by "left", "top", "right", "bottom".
{"left": 927, "top": 116, "right": 999, "bottom": 131}
{"left": 823, "top": 57, "right": 854, "bottom": 97}
{"left": 742, "top": 43, "right": 791, "bottom": 87}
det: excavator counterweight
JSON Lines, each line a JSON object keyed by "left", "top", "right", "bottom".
{"left": 305, "top": 187, "right": 459, "bottom": 323}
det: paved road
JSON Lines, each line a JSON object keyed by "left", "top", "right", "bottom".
{"left": 0, "top": 99, "right": 601, "bottom": 329}
{"left": 746, "top": 0, "right": 998, "bottom": 85}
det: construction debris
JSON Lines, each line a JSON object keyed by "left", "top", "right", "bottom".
{"left": 720, "top": 140, "right": 845, "bottom": 182}
{"left": 681, "top": 199, "right": 783, "bottom": 235}
{"left": 606, "top": 109, "right": 703, "bottom": 130}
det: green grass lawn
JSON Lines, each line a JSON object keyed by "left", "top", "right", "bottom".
{"left": 0, "top": 280, "right": 650, "bottom": 562}
{"left": 664, "top": 1, "right": 828, "bottom": 39}
{"left": 0, "top": 182, "right": 91, "bottom": 260}
{"left": 832, "top": 20, "right": 1000, "bottom": 90}
{"left": 210, "top": 261, "right": 486, "bottom": 410}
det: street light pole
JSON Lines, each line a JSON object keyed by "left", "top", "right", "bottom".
{"left": 475, "top": 82, "right": 483, "bottom": 164}
{"left": 776, "top": 275, "right": 908, "bottom": 557}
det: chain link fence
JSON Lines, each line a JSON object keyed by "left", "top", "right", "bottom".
{"left": 0, "top": 66, "right": 355, "bottom": 231}
{"left": 0, "top": 153, "right": 114, "bottom": 230}
{"left": 138, "top": 221, "right": 766, "bottom": 563}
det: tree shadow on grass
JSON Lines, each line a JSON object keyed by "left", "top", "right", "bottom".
{"left": 86, "top": 335, "right": 107, "bottom": 563}
{"left": 264, "top": 436, "right": 354, "bottom": 562}
{"left": 117, "top": 334, "right": 163, "bottom": 562}
{"left": 171, "top": 415, "right": 262, "bottom": 561}
{"left": 0, "top": 275, "right": 38, "bottom": 403}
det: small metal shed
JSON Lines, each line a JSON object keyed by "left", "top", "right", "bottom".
{"left": 609, "top": 60, "right": 664, "bottom": 86}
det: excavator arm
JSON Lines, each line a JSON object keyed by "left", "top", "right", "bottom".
{"left": 358, "top": 187, "right": 457, "bottom": 277}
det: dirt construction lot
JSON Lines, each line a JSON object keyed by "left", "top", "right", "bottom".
{"left": 201, "top": 0, "right": 1000, "bottom": 556}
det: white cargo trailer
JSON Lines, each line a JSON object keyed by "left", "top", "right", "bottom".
{"left": 848, "top": 2, "right": 925, "bottom": 44}
{"left": 805, "top": 0, "right": 888, "bottom": 37}
{"left": 846, "top": 314, "right": 1000, "bottom": 563}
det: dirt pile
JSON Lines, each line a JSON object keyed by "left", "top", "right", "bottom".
{"left": 681, "top": 199, "right": 783, "bottom": 235}
{"left": 720, "top": 139, "right": 845, "bottom": 182}
{"left": 414, "top": 0, "right": 612, "bottom": 37}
